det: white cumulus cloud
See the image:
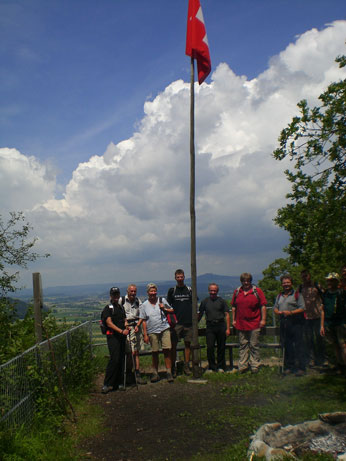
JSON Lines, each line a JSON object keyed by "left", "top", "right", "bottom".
{"left": 1, "top": 21, "right": 346, "bottom": 287}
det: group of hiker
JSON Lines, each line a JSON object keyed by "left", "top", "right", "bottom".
{"left": 101, "top": 266, "right": 346, "bottom": 393}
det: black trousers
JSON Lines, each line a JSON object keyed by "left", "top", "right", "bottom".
{"left": 104, "top": 334, "right": 126, "bottom": 388}
{"left": 304, "top": 318, "right": 325, "bottom": 366}
{"left": 206, "top": 322, "right": 226, "bottom": 370}
{"left": 280, "top": 317, "right": 305, "bottom": 371}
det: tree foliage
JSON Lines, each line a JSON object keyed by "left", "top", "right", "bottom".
{"left": 0, "top": 211, "right": 49, "bottom": 294}
{"left": 0, "top": 212, "right": 50, "bottom": 363}
{"left": 272, "top": 55, "right": 346, "bottom": 278}
{"left": 258, "top": 258, "right": 303, "bottom": 305}
{"left": 1, "top": 212, "right": 45, "bottom": 294}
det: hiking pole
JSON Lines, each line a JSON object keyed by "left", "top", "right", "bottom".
{"left": 280, "top": 317, "right": 286, "bottom": 375}
{"left": 127, "top": 327, "right": 138, "bottom": 390}
{"left": 123, "top": 341, "right": 127, "bottom": 390}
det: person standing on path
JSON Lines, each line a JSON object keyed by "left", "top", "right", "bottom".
{"left": 167, "top": 269, "right": 193, "bottom": 377}
{"left": 273, "top": 275, "right": 306, "bottom": 376}
{"left": 120, "top": 284, "right": 147, "bottom": 385}
{"left": 140, "top": 283, "right": 174, "bottom": 383}
{"left": 199, "top": 283, "right": 230, "bottom": 372}
{"left": 102, "top": 287, "right": 129, "bottom": 394}
{"left": 321, "top": 272, "right": 346, "bottom": 375}
{"left": 299, "top": 270, "right": 325, "bottom": 367}
{"left": 231, "top": 272, "right": 267, "bottom": 374}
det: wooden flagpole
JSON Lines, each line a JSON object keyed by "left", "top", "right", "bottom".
{"left": 189, "top": 57, "right": 200, "bottom": 378}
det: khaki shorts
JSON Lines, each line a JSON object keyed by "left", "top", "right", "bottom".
{"left": 149, "top": 328, "right": 172, "bottom": 352}
{"left": 325, "top": 324, "right": 346, "bottom": 347}
{"left": 171, "top": 324, "right": 193, "bottom": 344}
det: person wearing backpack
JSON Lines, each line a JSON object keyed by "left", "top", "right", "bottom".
{"left": 120, "top": 284, "right": 147, "bottom": 385}
{"left": 299, "top": 269, "right": 325, "bottom": 368}
{"left": 273, "top": 275, "right": 306, "bottom": 376}
{"left": 231, "top": 272, "right": 267, "bottom": 374}
{"left": 167, "top": 269, "right": 193, "bottom": 377}
{"left": 101, "top": 287, "right": 129, "bottom": 394}
{"left": 139, "top": 283, "right": 174, "bottom": 383}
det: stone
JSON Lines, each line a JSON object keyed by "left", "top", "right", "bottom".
{"left": 248, "top": 412, "right": 346, "bottom": 460}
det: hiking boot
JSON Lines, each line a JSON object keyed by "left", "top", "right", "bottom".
{"left": 135, "top": 371, "right": 147, "bottom": 385}
{"left": 150, "top": 372, "right": 160, "bottom": 383}
{"left": 205, "top": 369, "right": 214, "bottom": 374}
{"left": 238, "top": 368, "right": 248, "bottom": 374}
{"left": 217, "top": 368, "right": 225, "bottom": 373}
{"left": 295, "top": 369, "right": 305, "bottom": 377}
{"left": 183, "top": 363, "right": 191, "bottom": 375}
{"left": 283, "top": 369, "right": 293, "bottom": 376}
{"left": 251, "top": 368, "right": 259, "bottom": 374}
{"left": 101, "top": 385, "right": 113, "bottom": 394}
{"left": 166, "top": 372, "right": 174, "bottom": 383}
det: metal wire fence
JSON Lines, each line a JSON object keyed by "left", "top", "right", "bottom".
{"left": 0, "top": 311, "right": 280, "bottom": 429}
{"left": 0, "top": 321, "right": 92, "bottom": 429}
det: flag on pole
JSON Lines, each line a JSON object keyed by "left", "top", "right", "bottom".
{"left": 185, "top": 0, "right": 211, "bottom": 84}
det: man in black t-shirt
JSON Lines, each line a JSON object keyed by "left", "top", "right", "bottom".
{"left": 102, "top": 287, "right": 129, "bottom": 394}
{"left": 199, "top": 283, "right": 230, "bottom": 372}
{"left": 167, "top": 269, "right": 193, "bottom": 376}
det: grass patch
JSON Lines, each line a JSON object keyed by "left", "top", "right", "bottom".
{"left": 0, "top": 392, "right": 104, "bottom": 461}
{"left": 187, "top": 367, "right": 345, "bottom": 460}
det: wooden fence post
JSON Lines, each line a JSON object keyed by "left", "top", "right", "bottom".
{"left": 33, "top": 272, "right": 43, "bottom": 343}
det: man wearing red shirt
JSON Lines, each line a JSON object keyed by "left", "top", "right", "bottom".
{"left": 231, "top": 273, "right": 267, "bottom": 374}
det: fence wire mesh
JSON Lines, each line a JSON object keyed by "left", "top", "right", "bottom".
{"left": 0, "top": 321, "right": 92, "bottom": 429}
{"left": 1, "top": 311, "right": 279, "bottom": 429}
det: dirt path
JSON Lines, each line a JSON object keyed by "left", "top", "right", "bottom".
{"left": 78, "top": 368, "right": 247, "bottom": 461}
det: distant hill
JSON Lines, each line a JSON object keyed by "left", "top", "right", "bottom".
{"left": 16, "top": 273, "right": 261, "bottom": 301}
{"left": 4, "top": 298, "right": 31, "bottom": 319}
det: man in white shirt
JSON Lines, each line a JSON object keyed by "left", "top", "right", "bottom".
{"left": 139, "top": 283, "right": 174, "bottom": 383}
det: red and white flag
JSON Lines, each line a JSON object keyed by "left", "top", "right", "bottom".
{"left": 185, "top": 0, "right": 211, "bottom": 84}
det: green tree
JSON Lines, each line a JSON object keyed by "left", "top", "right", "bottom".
{"left": 0, "top": 211, "right": 49, "bottom": 294}
{"left": 272, "top": 55, "right": 346, "bottom": 280}
{"left": 0, "top": 212, "right": 49, "bottom": 362}
{"left": 258, "top": 258, "right": 302, "bottom": 305}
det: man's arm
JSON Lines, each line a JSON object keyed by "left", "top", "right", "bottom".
{"left": 198, "top": 300, "right": 205, "bottom": 322}
{"left": 225, "top": 311, "right": 231, "bottom": 336}
{"left": 231, "top": 291, "right": 237, "bottom": 328}
{"left": 320, "top": 306, "right": 325, "bottom": 337}
{"left": 142, "top": 320, "right": 149, "bottom": 344}
{"left": 260, "top": 305, "right": 266, "bottom": 327}
{"left": 166, "top": 287, "right": 174, "bottom": 306}
{"left": 232, "top": 307, "right": 236, "bottom": 328}
{"left": 159, "top": 298, "right": 174, "bottom": 313}
{"left": 273, "top": 296, "right": 282, "bottom": 317}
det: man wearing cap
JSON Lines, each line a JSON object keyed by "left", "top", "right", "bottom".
{"left": 102, "top": 287, "right": 129, "bottom": 394}
{"left": 139, "top": 283, "right": 174, "bottom": 383}
{"left": 321, "top": 273, "right": 346, "bottom": 375}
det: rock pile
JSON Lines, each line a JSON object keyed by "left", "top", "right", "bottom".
{"left": 248, "top": 412, "right": 346, "bottom": 460}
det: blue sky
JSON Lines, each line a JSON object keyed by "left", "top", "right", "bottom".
{"left": 2, "top": 0, "right": 345, "bottom": 185}
{"left": 1, "top": 0, "right": 346, "bottom": 288}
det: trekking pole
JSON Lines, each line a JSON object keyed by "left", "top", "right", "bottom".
{"left": 280, "top": 317, "right": 286, "bottom": 375}
{"left": 123, "top": 347, "right": 127, "bottom": 390}
{"left": 127, "top": 328, "right": 138, "bottom": 390}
